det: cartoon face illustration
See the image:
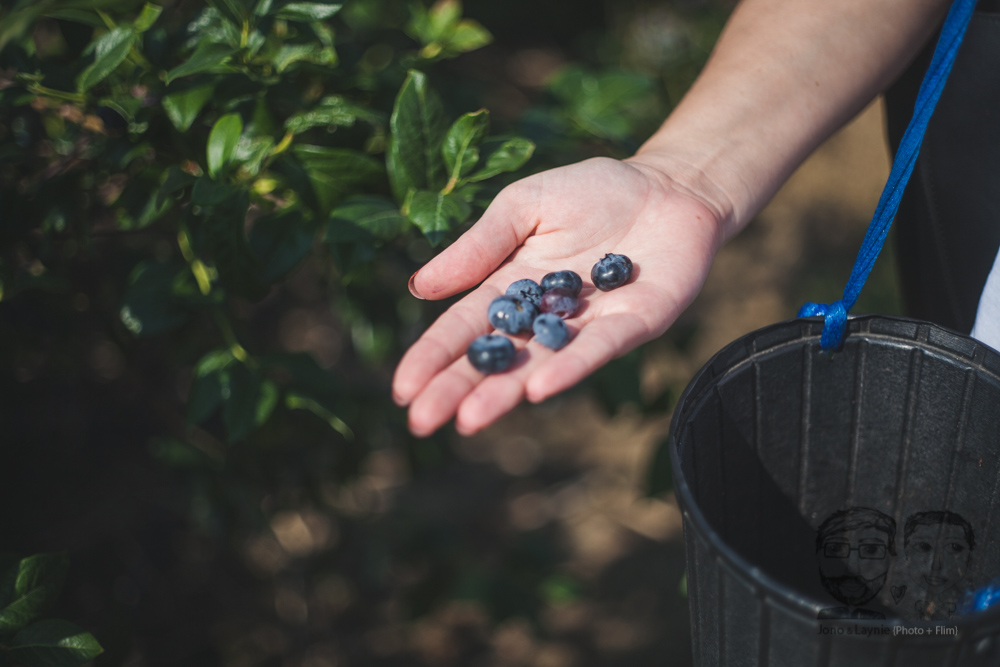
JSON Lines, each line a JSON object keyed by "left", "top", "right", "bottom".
{"left": 903, "top": 511, "right": 975, "bottom": 598}
{"left": 815, "top": 508, "right": 896, "bottom": 608}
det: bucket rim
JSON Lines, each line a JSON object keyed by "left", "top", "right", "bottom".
{"left": 668, "top": 314, "right": 1000, "bottom": 632}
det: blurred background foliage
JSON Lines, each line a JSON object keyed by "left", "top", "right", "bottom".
{"left": 0, "top": 0, "right": 902, "bottom": 664}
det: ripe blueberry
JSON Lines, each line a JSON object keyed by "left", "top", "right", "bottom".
{"left": 532, "top": 313, "right": 570, "bottom": 350}
{"left": 591, "top": 253, "right": 633, "bottom": 291}
{"left": 541, "top": 270, "right": 582, "bottom": 296}
{"left": 506, "top": 279, "right": 543, "bottom": 307}
{"left": 539, "top": 287, "right": 578, "bottom": 318}
{"left": 488, "top": 296, "right": 538, "bottom": 334}
{"left": 467, "top": 335, "right": 516, "bottom": 374}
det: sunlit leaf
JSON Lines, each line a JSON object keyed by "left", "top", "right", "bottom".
{"left": 133, "top": 3, "right": 163, "bottom": 32}
{"left": 76, "top": 27, "right": 136, "bottom": 92}
{"left": 465, "top": 137, "right": 534, "bottom": 183}
{"left": 387, "top": 70, "right": 448, "bottom": 203}
{"left": 7, "top": 620, "right": 102, "bottom": 666}
{"left": 164, "top": 42, "right": 238, "bottom": 84}
{"left": 406, "top": 189, "right": 469, "bottom": 246}
{"left": 162, "top": 85, "right": 214, "bottom": 132}
{"left": 206, "top": 113, "right": 243, "bottom": 179}
{"left": 442, "top": 109, "right": 488, "bottom": 183}
{"left": 274, "top": 2, "right": 343, "bottom": 21}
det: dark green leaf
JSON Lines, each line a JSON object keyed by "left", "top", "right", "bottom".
{"left": 206, "top": 0, "right": 249, "bottom": 25}
{"left": 132, "top": 3, "right": 163, "bottom": 32}
{"left": 274, "top": 2, "right": 343, "bottom": 21}
{"left": 261, "top": 352, "right": 340, "bottom": 407}
{"left": 162, "top": 85, "right": 214, "bottom": 132}
{"left": 256, "top": 380, "right": 280, "bottom": 426}
{"left": 187, "top": 371, "right": 224, "bottom": 424}
{"left": 442, "top": 109, "right": 488, "bottom": 183}
{"left": 284, "top": 96, "right": 382, "bottom": 135}
{"left": 387, "top": 70, "right": 448, "bottom": 203}
{"left": 248, "top": 209, "right": 315, "bottom": 283}
{"left": 272, "top": 43, "right": 338, "bottom": 72}
{"left": 290, "top": 145, "right": 384, "bottom": 216}
{"left": 191, "top": 190, "right": 266, "bottom": 299}
{"left": 466, "top": 137, "right": 534, "bottom": 183}
{"left": 646, "top": 436, "right": 674, "bottom": 497}
{"left": 164, "top": 42, "right": 238, "bottom": 84}
{"left": 207, "top": 113, "right": 243, "bottom": 179}
{"left": 42, "top": 9, "right": 104, "bottom": 27}
{"left": 0, "top": 554, "right": 69, "bottom": 634}
{"left": 191, "top": 177, "right": 237, "bottom": 207}
{"left": 7, "top": 620, "right": 103, "bottom": 666}
{"left": 221, "top": 362, "right": 260, "bottom": 442}
{"left": 326, "top": 196, "right": 410, "bottom": 243}
{"left": 119, "top": 262, "right": 190, "bottom": 337}
{"left": 406, "top": 190, "right": 470, "bottom": 246}
{"left": 155, "top": 167, "right": 196, "bottom": 209}
{"left": 76, "top": 27, "right": 137, "bottom": 92}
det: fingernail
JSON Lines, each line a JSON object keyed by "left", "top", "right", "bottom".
{"left": 408, "top": 271, "right": 425, "bottom": 300}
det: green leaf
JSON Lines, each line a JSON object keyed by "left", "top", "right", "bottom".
{"left": 285, "top": 394, "right": 352, "bottom": 439}
{"left": 162, "top": 85, "right": 214, "bottom": 132}
{"left": 0, "top": 554, "right": 69, "bottom": 634}
{"left": 327, "top": 196, "right": 410, "bottom": 243}
{"left": 119, "top": 262, "right": 190, "bottom": 337}
{"left": 274, "top": 2, "right": 343, "bottom": 21}
{"left": 442, "top": 109, "right": 488, "bottom": 184}
{"left": 206, "top": 113, "right": 243, "bottom": 180}
{"left": 284, "top": 96, "right": 382, "bottom": 135}
{"left": 221, "top": 362, "right": 260, "bottom": 442}
{"left": 387, "top": 70, "right": 448, "bottom": 203}
{"left": 164, "top": 42, "right": 238, "bottom": 84}
{"left": 76, "top": 27, "right": 137, "bottom": 92}
{"left": 191, "top": 178, "right": 237, "bottom": 207}
{"left": 155, "top": 167, "right": 196, "bottom": 209}
{"left": 256, "top": 380, "right": 280, "bottom": 426}
{"left": 187, "top": 371, "right": 223, "bottom": 424}
{"left": 233, "top": 135, "right": 275, "bottom": 178}
{"left": 248, "top": 209, "right": 315, "bottom": 283}
{"left": 646, "top": 436, "right": 674, "bottom": 497}
{"left": 42, "top": 9, "right": 105, "bottom": 27}
{"left": 132, "top": 3, "right": 163, "bottom": 32}
{"left": 261, "top": 352, "right": 340, "bottom": 406}
{"left": 191, "top": 190, "right": 266, "bottom": 299}
{"left": 406, "top": 190, "right": 470, "bottom": 246}
{"left": 7, "top": 620, "right": 102, "bottom": 666}
{"left": 446, "top": 19, "right": 491, "bottom": 53}
{"left": 466, "top": 137, "right": 534, "bottom": 183}
{"left": 206, "top": 0, "right": 249, "bottom": 25}
{"left": 290, "top": 145, "right": 384, "bottom": 216}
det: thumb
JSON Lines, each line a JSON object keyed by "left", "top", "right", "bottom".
{"left": 409, "top": 181, "right": 539, "bottom": 300}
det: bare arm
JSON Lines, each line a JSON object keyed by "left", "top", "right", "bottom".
{"left": 392, "top": 0, "right": 951, "bottom": 437}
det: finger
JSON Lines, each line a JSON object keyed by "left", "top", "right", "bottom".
{"left": 524, "top": 312, "right": 655, "bottom": 403}
{"left": 410, "top": 180, "right": 540, "bottom": 300}
{"left": 407, "top": 352, "right": 491, "bottom": 437}
{"left": 392, "top": 286, "right": 501, "bottom": 406}
{"left": 453, "top": 335, "right": 566, "bottom": 436}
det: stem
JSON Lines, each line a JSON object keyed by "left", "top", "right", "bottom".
{"left": 213, "top": 311, "right": 250, "bottom": 364}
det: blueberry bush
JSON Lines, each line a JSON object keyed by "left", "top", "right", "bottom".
{"left": 0, "top": 0, "right": 731, "bottom": 662}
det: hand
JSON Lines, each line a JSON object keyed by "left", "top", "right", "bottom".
{"left": 391, "top": 155, "right": 730, "bottom": 437}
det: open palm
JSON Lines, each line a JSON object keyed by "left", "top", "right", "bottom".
{"left": 392, "top": 156, "right": 727, "bottom": 436}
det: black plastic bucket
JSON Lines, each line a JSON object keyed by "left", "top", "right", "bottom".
{"left": 669, "top": 315, "right": 1000, "bottom": 666}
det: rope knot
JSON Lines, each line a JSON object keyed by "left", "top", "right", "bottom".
{"left": 797, "top": 300, "right": 848, "bottom": 351}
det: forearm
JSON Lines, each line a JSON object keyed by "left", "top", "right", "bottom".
{"left": 633, "top": 0, "right": 951, "bottom": 240}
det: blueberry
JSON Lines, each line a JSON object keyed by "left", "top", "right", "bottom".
{"left": 539, "top": 287, "right": 578, "bottom": 318}
{"left": 541, "top": 270, "right": 582, "bottom": 296}
{"left": 467, "top": 334, "right": 516, "bottom": 374}
{"left": 533, "top": 313, "right": 570, "bottom": 350}
{"left": 488, "top": 296, "right": 538, "bottom": 334}
{"left": 506, "top": 279, "right": 543, "bottom": 307}
{"left": 591, "top": 253, "right": 633, "bottom": 291}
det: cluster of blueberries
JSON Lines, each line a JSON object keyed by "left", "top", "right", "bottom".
{"left": 466, "top": 253, "right": 634, "bottom": 374}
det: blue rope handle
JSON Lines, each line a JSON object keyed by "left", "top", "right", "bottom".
{"left": 798, "top": 0, "right": 979, "bottom": 350}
